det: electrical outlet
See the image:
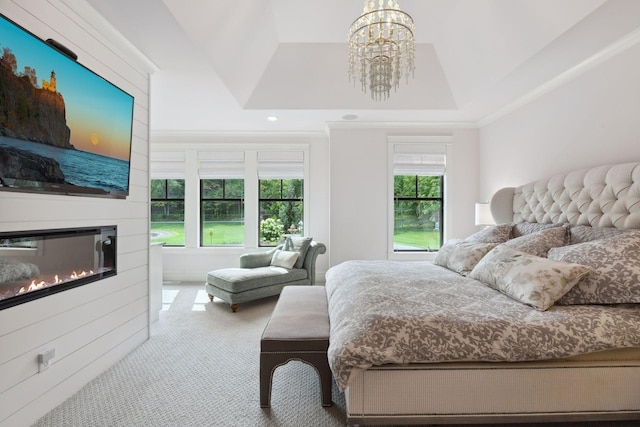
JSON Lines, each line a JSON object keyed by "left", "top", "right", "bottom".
{"left": 38, "top": 348, "right": 55, "bottom": 373}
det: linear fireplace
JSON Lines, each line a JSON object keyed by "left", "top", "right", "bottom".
{"left": 0, "top": 225, "right": 116, "bottom": 310}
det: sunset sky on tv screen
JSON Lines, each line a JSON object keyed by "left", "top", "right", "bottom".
{"left": 0, "top": 16, "right": 134, "bottom": 162}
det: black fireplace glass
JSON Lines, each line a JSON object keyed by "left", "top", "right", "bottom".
{"left": 0, "top": 225, "right": 116, "bottom": 309}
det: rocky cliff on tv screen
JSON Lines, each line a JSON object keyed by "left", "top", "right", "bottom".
{"left": 0, "top": 14, "right": 134, "bottom": 198}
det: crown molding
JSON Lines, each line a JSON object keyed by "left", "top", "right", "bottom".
{"left": 151, "top": 130, "right": 328, "bottom": 143}
{"left": 478, "top": 26, "right": 640, "bottom": 128}
{"left": 325, "top": 121, "right": 478, "bottom": 130}
{"left": 388, "top": 135, "right": 453, "bottom": 143}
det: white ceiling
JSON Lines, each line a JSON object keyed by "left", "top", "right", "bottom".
{"left": 86, "top": 0, "right": 640, "bottom": 132}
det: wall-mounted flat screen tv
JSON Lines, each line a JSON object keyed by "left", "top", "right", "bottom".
{"left": 0, "top": 13, "right": 134, "bottom": 199}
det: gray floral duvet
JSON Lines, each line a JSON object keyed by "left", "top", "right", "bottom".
{"left": 325, "top": 260, "right": 640, "bottom": 391}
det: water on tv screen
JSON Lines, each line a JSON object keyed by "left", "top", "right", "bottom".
{"left": 0, "top": 14, "right": 134, "bottom": 198}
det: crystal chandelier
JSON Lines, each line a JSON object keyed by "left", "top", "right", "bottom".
{"left": 348, "top": 0, "right": 415, "bottom": 101}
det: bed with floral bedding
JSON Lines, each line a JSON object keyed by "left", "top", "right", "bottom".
{"left": 327, "top": 162, "right": 640, "bottom": 426}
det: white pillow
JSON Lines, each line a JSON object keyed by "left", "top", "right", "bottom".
{"left": 270, "top": 250, "right": 299, "bottom": 269}
{"left": 433, "top": 240, "right": 498, "bottom": 276}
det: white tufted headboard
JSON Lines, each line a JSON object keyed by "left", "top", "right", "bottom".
{"left": 489, "top": 162, "right": 640, "bottom": 229}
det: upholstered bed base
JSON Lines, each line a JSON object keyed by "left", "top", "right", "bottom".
{"left": 346, "top": 355, "right": 640, "bottom": 425}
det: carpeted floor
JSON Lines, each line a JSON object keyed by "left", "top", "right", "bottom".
{"left": 33, "top": 282, "right": 640, "bottom": 427}
{"left": 33, "top": 282, "right": 347, "bottom": 427}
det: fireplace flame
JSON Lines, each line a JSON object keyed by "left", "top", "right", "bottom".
{"left": 15, "top": 270, "right": 99, "bottom": 295}
{"left": 18, "top": 280, "right": 47, "bottom": 294}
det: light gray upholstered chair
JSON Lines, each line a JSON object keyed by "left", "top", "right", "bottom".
{"left": 205, "top": 240, "right": 326, "bottom": 312}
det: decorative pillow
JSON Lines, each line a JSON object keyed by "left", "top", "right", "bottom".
{"left": 466, "top": 223, "right": 512, "bottom": 243}
{"left": 503, "top": 226, "right": 567, "bottom": 258}
{"left": 567, "top": 224, "right": 628, "bottom": 245}
{"left": 549, "top": 232, "right": 640, "bottom": 304}
{"left": 469, "top": 245, "right": 591, "bottom": 311}
{"left": 270, "top": 249, "right": 299, "bottom": 269}
{"left": 283, "top": 235, "right": 313, "bottom": 269}
{"left": 511, "top": 222, "right": 563, "bottom": 238}
{"left": 433, "top": 240, "right": 498, "bottom": 276}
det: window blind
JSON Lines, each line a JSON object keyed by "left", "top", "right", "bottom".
{"left": 198, "top": 151, "right": 245, "bottom": 179}
{"left": 257, "top": 151, "right": 304, "bottom": 179}
{"left": 150, "top": 151, "right": 185, "bottom": 179}
{"left": 393, "top": 144, "right": 446, "bottom": 176}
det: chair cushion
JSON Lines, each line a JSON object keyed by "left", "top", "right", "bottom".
{"left": 283, "top": 236, "right": 313, "bottom": 269}
{"left": 270, "top": 249, "right": 299, "bottom": 269}
{"left": 207, "top": 266, "right": 308, "bottom": 293}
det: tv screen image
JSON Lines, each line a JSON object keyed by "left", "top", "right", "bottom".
{"left": 0, "top": 14, "right": 134, "bottom": 198}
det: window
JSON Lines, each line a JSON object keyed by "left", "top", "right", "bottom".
{"left": 200, "top": 179, "right": 244, "bottom": 246}
{"left": 150, "top": 179, "right": 186, "bottom": 246}
{"left": 150, "top": 147, "right": 308, "bottom": 249}
{"left": 394, "top": 175, "right": 443, "bottom": 251}
{"left": 259, "top": 179, "right": 303, "bottom": 246}
{"left": 198, "top": 151, "right": 245, "bottom": 247}
{"left": 257, "top": 151, "right": 305, "bottom": 247}
{"left": 392, "top": 142, "right": 446, "bottom": 252}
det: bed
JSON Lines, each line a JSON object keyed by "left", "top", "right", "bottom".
{"left": 325, "top": 161, "right": 640, "bottom": 426}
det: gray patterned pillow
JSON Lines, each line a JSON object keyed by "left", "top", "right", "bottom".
{"left": 567, "top": 225, "right": 628, "bottom": 245}
{"left": 503, "top": 226, "right": 568, "bottom": 258}
{"left": 433, "top": 240, "right": 498, "bottom": 276}
{"left": 466, "top": 223, "right": 512, "bottom": 243}
{"left": 469, "top": 245, "right": 591, "bottom": 311}
{"left": 549, "top": 232, "right": 640, "bottom": 304}
{"left": 511, "top": 222, "right": 564, "bottom": 238}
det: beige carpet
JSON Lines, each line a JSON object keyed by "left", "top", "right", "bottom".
{"left": 33, "top": 282, "right": 640, "bottom": 427}
{"left": 34, "top": 282, "right": 347, "bottom": 427}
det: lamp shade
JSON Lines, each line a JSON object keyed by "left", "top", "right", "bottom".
{"left": 475, "top": 202, "right": 495, "bottom": 226}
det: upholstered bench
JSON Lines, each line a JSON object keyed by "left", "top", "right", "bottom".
{"left": 260, "top": 285, "right": 332, "bottom": 408}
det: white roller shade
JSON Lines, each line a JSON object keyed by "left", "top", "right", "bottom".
{"left": 257, "top": 151, "right": 304, "bottom": 179}
{"left": 198, "top": 151, "right": 245, "bottom": 179}
{"left": 393, "top": 144, "right": 446, "bottom": 176}
{"left": 150, "top": 151, "right": 185, "bottom": 179}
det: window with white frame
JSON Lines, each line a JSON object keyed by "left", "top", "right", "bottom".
{"left": 149, "top": 147, "right": 308, "bottom": 249}
{"left": 392, "top": 143, "right": 445, "bottom": 252}
{"left": 198, "top": 152, "right": 245, "bottom": 247}
{"left": 257, "top": 151, "right": 304, "bottom": 247}
{"left": 150, "top": 151, "right": 186, "bottom": 247}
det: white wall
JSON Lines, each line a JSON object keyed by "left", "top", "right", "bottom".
{"left": 328, "top": 125, "right": 479, "bottom": 266}
{"left": 478, "top": 42, "right": 640, "bottom": 200}
{"left": 150, "top": 132, "right": 331, "bottom": 283}
{"left": 152, "top": 126, "right": 479, "bottom": 277}
{"left": 0, "top": 1, "right": 151, "bottom": 425}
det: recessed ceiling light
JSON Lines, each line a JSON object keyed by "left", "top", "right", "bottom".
{"left": 267, "top": 115, "right": 278, "bottom": 122}
{"left": 342, "top": 114, "right": 358, "bottom": 120}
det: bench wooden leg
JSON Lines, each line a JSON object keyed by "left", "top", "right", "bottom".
{"left": 230, "top": 303, "right": 239, "bottom": 312}
{"left": 307, "top": 353, "right": 333, "bottom": 407}
{"left": 208, "top": 294, "right": 214, "bottom": 302}
{"left": 260, "top": 353, "right": 332, "bottom": 408}
{"left": 260, "top": 354, "right": 275, "bottom": 408}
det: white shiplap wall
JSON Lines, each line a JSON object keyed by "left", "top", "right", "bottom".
{"left": 0, "top": 1, "right": 152, "bottom": 425}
